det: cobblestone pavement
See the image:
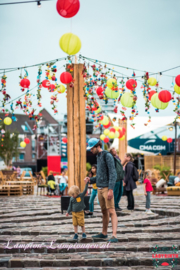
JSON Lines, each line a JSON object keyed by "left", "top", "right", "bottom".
{"left": 0, "top": 185, "right": 180, "bottom": 269}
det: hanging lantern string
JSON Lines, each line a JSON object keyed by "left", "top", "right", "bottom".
{"left": 1, "top": 65, "right": 65, "bottom": 107}
{"left": 0, "top": 56, "right": 68, "bottom": 72}
{"left": 80, "top": 55, "right": 180, "bottom": 78}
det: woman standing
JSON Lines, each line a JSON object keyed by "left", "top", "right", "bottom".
{"left": 123, "top": 153, "right": 137, "bottom": 211}
{"left": 59, "top": 170, "right": 68, "bottom": 195}
{"left": 85, "top": 164, "right": 97, "bottom": 215}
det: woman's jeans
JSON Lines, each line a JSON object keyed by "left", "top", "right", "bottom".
{"left": 126, "top": 190, "right": 134, "bottom": 210}
{"left": 59, "top": 183, "right": 67, "bottom": 193}
{"left": 113, "top": 181, "right": 123, "bottom": 208}
{"left": 89, "top": 189, "right": 97, "bottom": 212}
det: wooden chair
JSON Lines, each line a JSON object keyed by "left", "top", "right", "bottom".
{"left": 37, "top": 171, "right": 47, "bottom": 195}
{"left": 29, "top": 171, "right": 36, "bottom": 185}
{"left": 0, "top": 171, "right": 5, "bottom": 185}
{"left": 19, "top": 171, "right": 26, "bottom": 181}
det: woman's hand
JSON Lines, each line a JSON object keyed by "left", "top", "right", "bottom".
{"left": 66, "top": 213, "right": 69, "bottom": 217}
{"left": 123, "top": 181, "right": 126, "bottom": 186}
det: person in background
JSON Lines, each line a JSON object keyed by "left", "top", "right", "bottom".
{"left": 16, "top": 166, "right": 21, "bottom": 177}
{"left": 47, "top": 171, "right": 56, "bottom": 196}
{"left": 175, "top": 172, "right": 180, "bottom": 186}
{"left": 110, "top": 147, "right": 124, "bottom": 211}
{"left": 123, "top": 153, "right": 137, "bottom": 212}
{"left": 66, "top": 180, "right": 89, "bottom": 240}
{"left": 59, "top": 170, "right": 68, "bottom": 195}
{"left": 143, "top": 170, "right": 153, "bottom": 214}
{"left": 85, "top": 164, "right": 97, "bottom": 215}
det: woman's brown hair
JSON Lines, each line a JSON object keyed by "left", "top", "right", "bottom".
{"left": 126, "top": 153, "right": 134, "bottom": 161}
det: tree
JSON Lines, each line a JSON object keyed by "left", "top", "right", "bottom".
{"left": 0, "top": 123, "right": 19, "bottom": 167}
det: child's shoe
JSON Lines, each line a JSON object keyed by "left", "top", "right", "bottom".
{"left": 73, "top": 233, "right": 78, "bottom": 240}
{"left": 147, "top": 210, "right": 153, "bottom": 214}
{"left": 82, "top": 233, "right": 86, "bottom": 239}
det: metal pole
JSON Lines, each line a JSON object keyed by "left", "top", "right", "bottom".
{"left": 174, "top": 121, "right": 177, "bottom": 175}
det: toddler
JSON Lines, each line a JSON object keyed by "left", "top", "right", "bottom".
{"left": 66, "top": 180, "right": 88, "bottom": 240}
{"left": 143, "top": 170, "right": 153, "bottom": 214}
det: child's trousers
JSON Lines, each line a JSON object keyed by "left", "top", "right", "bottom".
{"left": 146, "top": 191, "right": 151, "bottom": 209}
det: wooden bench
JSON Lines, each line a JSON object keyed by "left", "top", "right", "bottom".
{"left": 0, "top": 185, "right": 23, "bottom": 196}
{"left": 5, "top": 181, "right": 34, "bottom": 195}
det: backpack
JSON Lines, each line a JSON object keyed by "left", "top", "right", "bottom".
{"left": 103, "top": 151, "right": 124, "bottom": 182}
{"left": 132, "top": 164, "right": 139, "bottom": 182}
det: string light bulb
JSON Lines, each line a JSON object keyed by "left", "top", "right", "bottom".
{"left": 37, "top": 1, "right": 41, "bottom": 7}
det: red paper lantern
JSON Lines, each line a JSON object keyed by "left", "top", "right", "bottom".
{"left": 62, "top": 137, "right": 68, "bottom": 143}
{"left": 103, "top": 122, "right": 111, "bottom": 128}
{"left": 49, "top": 84, "right": 56, "bottom": 92}
{"left": 167, "top": 138, "right": 173, "bottom": 143}
{"left": 24, "top": 138, "right": 30, "bottom": 144}
{"left": 109, "top": 127, "right": 116, "bottom": 133}
{"left": 96, "top": 87, "right": 103, "bottom": 96}
{"left": 20, "top": 78, "right": 30, "bottom": 88}
{"left": 60, "top": 72, "right": 72, "bottom": 84}
{"left": 104, "top": 138, "right": 109, "bottom": 143}
{"left": 175, "top": 75, "right": 180, "bottom": 87}
{"left": 126, "top": 79, "right": 137, "bottom": 91}
{"left": 149, "top": 90, "right": 156, "bottom": 100}
{"left": 158, "top": 90, "right": 171, "bottom": 103}
{"left": 56, "top": 0, "right": 80, "bottom": 18}
{"left": 42, "top": 80, "right": 51, "bottom": 88}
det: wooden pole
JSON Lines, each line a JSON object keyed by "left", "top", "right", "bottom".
{"left": 118, "top": 119, "right": 127, "bottom": 161}
{"left": 174, "top": 121, "right": 177, "bottom": 175}
{"left": 67, "top": 64, "right": 86, "bottom": 191}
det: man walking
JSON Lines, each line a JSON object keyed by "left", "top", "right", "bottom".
{"left": 110, "top": 147, "right": 124, "bottom": 211}
{"left": 85, "top": 138, "right": 118, "bottom": 243}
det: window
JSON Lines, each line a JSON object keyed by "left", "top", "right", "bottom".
{"left": 19, "top": 153, "right": 25, "bottom": 161}
{"left": 32, "top": 140, "right": 35, "bottom": 151}
{"left": 21, "top": 125, "right": 29, "bottom": 132}
{"left": 32, "top": 153, "right": 36, "bottom": 160}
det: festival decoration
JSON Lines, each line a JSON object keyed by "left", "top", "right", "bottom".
{"left": 100, "top": 134, "right": 105, "bottom": 141}
{"left": 20, "top": 78, "right": 30, "bottom": 89}
{"left": 148, "top": 77, "right": 157, "bottom": 86}
{"left": 105, "top": 87, "right": 119, "bottom": 99}
{"left": 24, "top": 138, "right": 30, "bottom": 144}
{"left": 57, "top": 84, "right": 66, "bottom": 93}
{"left": 96, "top": 87, "right": 104, "bottom": 96}
{"left": 162, "top": 136, "right": 167, "bottom": 141}
{"left": 107, "top": 78, "right": 117, "bottom": 90}
{"left": 126, "top": 79, "right": 137, "bottom": 91}
{"left": 108, "top": 132, "right": 115, "bottom": 139}
{"left": 20, "top": 141, "right": 26, "bottom": 148}
{"left": 56, "top": 0, "right": 80, "bottom": 18}
{"left": 167, "top": 138, "right": 173, "bottom": 143}
{"left": 158, "top": 90, "right": 171, "bottom": 103}
{"left": 104, "top": 129, "right": 110, "bottom": 136}
{"left": 99, "top": 115, "right": 109, "bottom": 126}
{"left": 42, "top": 80, "right": 51, "bottom": 88}
{"left": 151, "top": 93, "right": 169, "bottom": 110}
{"left": 149, "top": 90, "right": 156, "bottom": 100}
{"left": 60, "top": 72, "right": 72, "bottom": 84}
{"left": 4, "top": 117, "right": 12, "bottom": 125}
{"left": 62, "top": 137, "right": 68, "bottom": 143}
{"left": 120, "top": 92, "right": 134, "bottom": 108}
{"left": 104, "top": 137, "right": 109, "bottom": 143}
{"left": 59, "top": 33, "right": 81, "bottom": 55}
{"left": 175, "top": 75, "right": 180, "bottom": 87}
{"left": 119, "top": 135, "right": 125, "bottom": 140}
{"left": 174, "top": 84, "right": 180, "bottom": 94}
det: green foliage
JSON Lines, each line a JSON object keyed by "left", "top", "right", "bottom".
{"left": 42, "top": 167, "right": 48, "bottom": 177}
{"left": 153, "top": 164, "right": 172, "bottom": 178}
{"left": 86, "top": 162, "right": 92, "bottom": 172}
{"left": 0, "top": 123, "right": 19, "bottom": 166}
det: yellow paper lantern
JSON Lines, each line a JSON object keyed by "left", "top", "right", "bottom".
{"left": 4, "top": 117, "right": 12, "bottom": 125}
{"left": 100, "top": 134, "right": 106, "bottom": 141}
{"left": 104, "top": 129, "right": 110, "bottom": 136}
{"left": 94, "top": 106, "right": 101, "bottom": 114}
{"left": 151, "top": 93, "right": 168, "bottom": 110}
{"left": 119, "top": 135, "right": 125, "bottom": 140}
{"left": 174, "top": 84, "right": 180, "bottom": 94}
{"left": 20, "top": 142, "right": 26, "bottom": 148}
{"left": 99, "top": 116, "right": 109, "bottom": 125}
{"left": 162, "top": 136, "right": 167, "bottom": 141}
{"left": 108, "top": 132, "right": 115, "bottom": 139}
{"left": 59, "top": 33, "right": 81, "bottom": 55}
{"left": 107, "top": 78, "right": 117, "bottom": 89}
{"left": 57, "top": 84, "right": 66, "bottom": 93}
{"left": 114, "top": 131, "right": 119, "bottom": 138}
{"left": 105, "top": 87, "right": 119, "bottom": 99}
{"left": 121, "top": 92, "right": 134, "bottom": 108}
{"left": 148, "top": 77, "right": 157, "bottom": 86}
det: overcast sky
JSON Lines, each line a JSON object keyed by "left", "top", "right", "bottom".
{"left": 0, "top": 0, "right": 180, "bottom": 123}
